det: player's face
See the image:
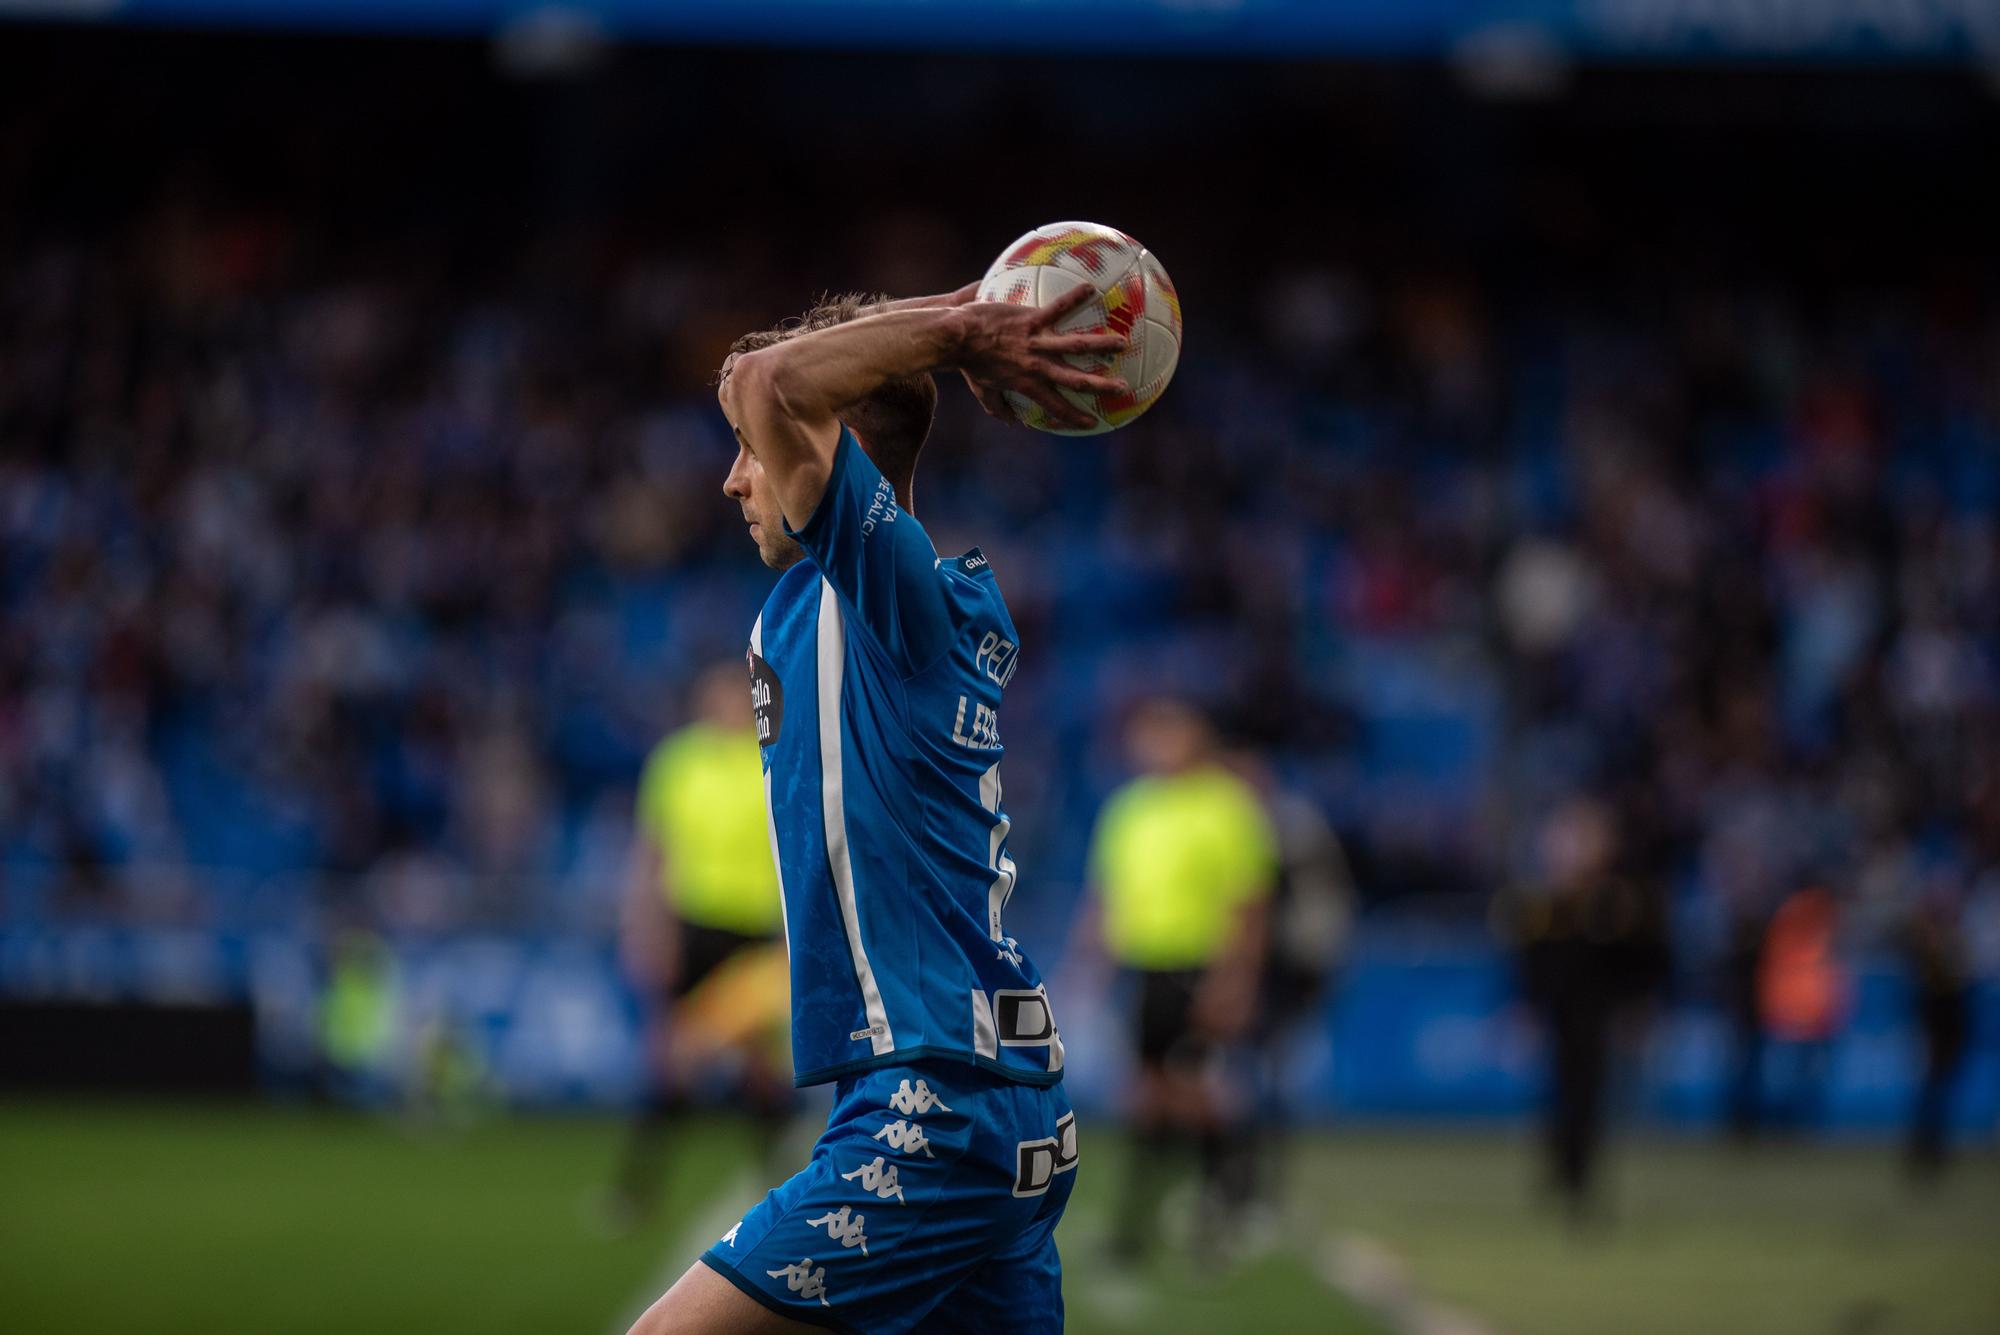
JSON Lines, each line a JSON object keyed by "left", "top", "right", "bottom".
{"left": 719, "top": 360, "right": 805, "bottom": 571}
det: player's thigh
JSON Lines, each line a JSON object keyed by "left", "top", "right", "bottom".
{"left": 625, "top": 1258, "right": 819, "bottom": 1335}
{"left": 923, "top": 1176, "right": 1074, "bottom": 1335}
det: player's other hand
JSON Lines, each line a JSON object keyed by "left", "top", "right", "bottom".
{"left": 955, "top": 283, "right": 1129, "bottom": 431}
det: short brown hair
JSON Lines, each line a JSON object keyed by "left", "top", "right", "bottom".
{"left": 728, "top": 292, "right": 939, "bottom": 490}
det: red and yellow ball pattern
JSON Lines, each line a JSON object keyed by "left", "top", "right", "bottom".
{"left": 975, "top": 221, "right": 1182, "bottom": 436}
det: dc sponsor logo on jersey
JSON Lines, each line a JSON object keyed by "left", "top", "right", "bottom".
{"left": 746, "top": 651, "right": 783, "bottom": 746}
{"left": 765, "top": 1258, "right": 831, "bottom": 1307}
{"left": 805, "top": 1206, "right": 870, "bottom": 1254}
{"left": 1012, "top": 1112, "right": 1080, "bottom": 1198}
{"left": 873, "top": 1118, "right": 935, "bottom": 1158}
{"left": 840, "top": 1156, "right": 907, "bottom": 1202}
{"left": 888, "top": 1078, "right": 952, "bottom": 1116}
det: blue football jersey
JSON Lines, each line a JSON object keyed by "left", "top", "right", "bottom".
{"left": 748, "top": 427, "right": 1063, "bottom": 1088}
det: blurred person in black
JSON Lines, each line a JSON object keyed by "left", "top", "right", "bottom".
{"left": 1228, "top": 749, "right": 1353, "bottom": 1228}
{"left": 1903, "top": 891, "right": 1972, "bottom": 1184}
{"left": 1499, "top": 797, "right": 1669, "bottom": 1224}
{"left": 608, "top": 661, "right": 788, "bottom": 1227}
{"left": 1074, "top": 699, "right": 1277, "bottom": 1264}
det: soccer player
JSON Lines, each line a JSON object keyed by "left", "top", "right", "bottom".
{"left": 627, "top": 282, "right": 1129, "bottom": 1334}
{"left": 608, "top": 660, "right": 789, "bottom": 1226}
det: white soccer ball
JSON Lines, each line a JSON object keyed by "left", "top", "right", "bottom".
{"left": 974, "top": 221, "right": 1182, "bottom": 436}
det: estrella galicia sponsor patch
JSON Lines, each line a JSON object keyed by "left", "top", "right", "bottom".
{"left": 748, "top": 650, "right": 783, "bottom": 746}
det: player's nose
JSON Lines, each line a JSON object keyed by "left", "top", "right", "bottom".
{"left": 722, "top": 444, "right": 751, "bottom": 499}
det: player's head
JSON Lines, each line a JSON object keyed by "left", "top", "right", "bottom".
{"left": 1123, "top": 696, "right": 1214, "bottom": 777}
{"left": 719, "top": 293, "right": 940, "bottom": 571}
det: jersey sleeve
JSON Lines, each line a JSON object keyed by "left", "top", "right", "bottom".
{"left": 786, "top": 426, "right": 955, "bottom": 672}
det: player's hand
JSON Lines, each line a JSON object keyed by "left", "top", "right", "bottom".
{"left": 955, "top": 284, "right": 1130, "bottom": 430}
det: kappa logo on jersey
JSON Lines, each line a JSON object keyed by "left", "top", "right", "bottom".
{"left": 720, "top": 1221, "right": 741, "bottom": 1248}
{"left": 765, "top": 1258, "right": 831, "bottom": 1307}
{"left": 889, "top": 1079, "right": 952, "bottom": 1116}
{"left": 746, "top": 651, "right": 783, "bottom": 746}
{"left": 805, "top": 1206, "right": 871, "bottom": 1254}
{"left": 873, "top": 1118, "right": 936, "bottom": 1158}
{"left": 840, "top": 1156, "right": 907, "bottom": 1202}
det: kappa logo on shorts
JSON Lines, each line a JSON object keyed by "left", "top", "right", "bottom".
{"left": 888, "top": 1078, "right": 952, "bottom": 1116}
{"left": 1012, "top": 1111, "right": 1080, "bottom": 1198}
{"left": 765, "top": 1258, "right": 831, "bottom": 1307}
{"left": 840, "top": 1156, "right": 907, "bottom": 1202}
{"left": 720, "top": 1221, "right": 741, "bottom": 1248}
{"left": 805, "top": 1205, "right": 871, "bottom": 1254}
{"left": 873, "top": 1118, "right": 935, "bottom": 1158}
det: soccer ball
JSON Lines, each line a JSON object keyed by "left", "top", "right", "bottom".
{"left": 975, "top": 221, "right": 1182, "bottom": 436}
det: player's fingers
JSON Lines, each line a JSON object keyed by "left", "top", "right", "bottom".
{"left": 1032, "top": 283, "right": 1099, "bottom": 327}
{"left": 1031, "top": 332, "right": 1127, "bottom": 355}
{"left": 961, "top": 370, "right": 1018, "bottom": 425}
{"left": 1047, "top": 366, "right": 1128, "bottom": 396}
{"left": 1023, "top": 383, "right": 1092, "bottom": 429}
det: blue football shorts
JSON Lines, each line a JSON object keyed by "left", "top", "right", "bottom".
{"left": 700, "top": 1061, "right": 1078, "bottom": 1334}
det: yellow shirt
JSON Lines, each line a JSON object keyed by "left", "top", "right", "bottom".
{"left": 1088, "top": 765, "right": 1277, "bottom": 970}
{"left": 635, "top": 723, "right": 781, "bottom": 935}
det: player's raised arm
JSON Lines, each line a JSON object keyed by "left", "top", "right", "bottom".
{"left": 718, "top": 285, "right": 1128, "bottom": 530}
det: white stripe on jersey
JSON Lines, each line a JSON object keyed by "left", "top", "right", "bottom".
{"left": 816, "top": 579, "right": 895, "bottom": 1056}
{"left": 980, "top": 762, "right": 1014, "bottom": 945}
{"left": 970, "top": 989, "right": 998, "bottom": 1060}
{"left": 750, "top": 614, "right": 791, "bottom": 953}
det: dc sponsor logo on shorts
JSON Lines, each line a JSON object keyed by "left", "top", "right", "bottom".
{"left": 873, "top": 1117, "right": 936, "bottom": 1157}
{"left": 805, "top": 1205, "right": 871, "bottom": 1254}
{"left": 765, "top": 1258, "right": 831, "bottom": 1308}
{"left": 841, "top": 1155, "right": 907, "bottom": 1202}
{"left": 1012, "top": 1111, "right": 1080, "bottom": 1198}
{"left": 888, "top": 1078, "right": 951, "bottom": 1116}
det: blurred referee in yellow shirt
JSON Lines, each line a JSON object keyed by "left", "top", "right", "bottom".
{"left": 1079, "top": 697, "right": 1277, "bottom": 1264}
{"left": 609, "top": 660, "right": 786, "bottom": 1227}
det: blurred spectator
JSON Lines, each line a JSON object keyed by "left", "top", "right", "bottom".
{"left": 1498, "top": 798, "right": 1669, "bottom": 1223}
{"left": 1903, "top": 893, "right": 1973, "bottom": 1183}
{"left": 1759, "top": 884, "right": 1850, "bottom": 1133}
{"left": 1229, "top": 750, "right": 1354, "bottom": 1229}
{"left": 1076, "top": 699, "right": 1276, "bottom": 1264}
{"left": 608, "top": 661, "right": 787, "bottom": 1226}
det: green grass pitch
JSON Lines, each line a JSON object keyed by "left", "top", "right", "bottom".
{"left": 1, "top": 1101, "right": 1993, "bottom": 1334}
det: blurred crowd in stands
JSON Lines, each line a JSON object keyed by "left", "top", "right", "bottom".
{"left": 3, "top": 46, "right": 1999, "bottom": 1006}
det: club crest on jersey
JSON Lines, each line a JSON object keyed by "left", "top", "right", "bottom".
{"left": 747, "top": 650, "right": 783, "bottom": 746}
